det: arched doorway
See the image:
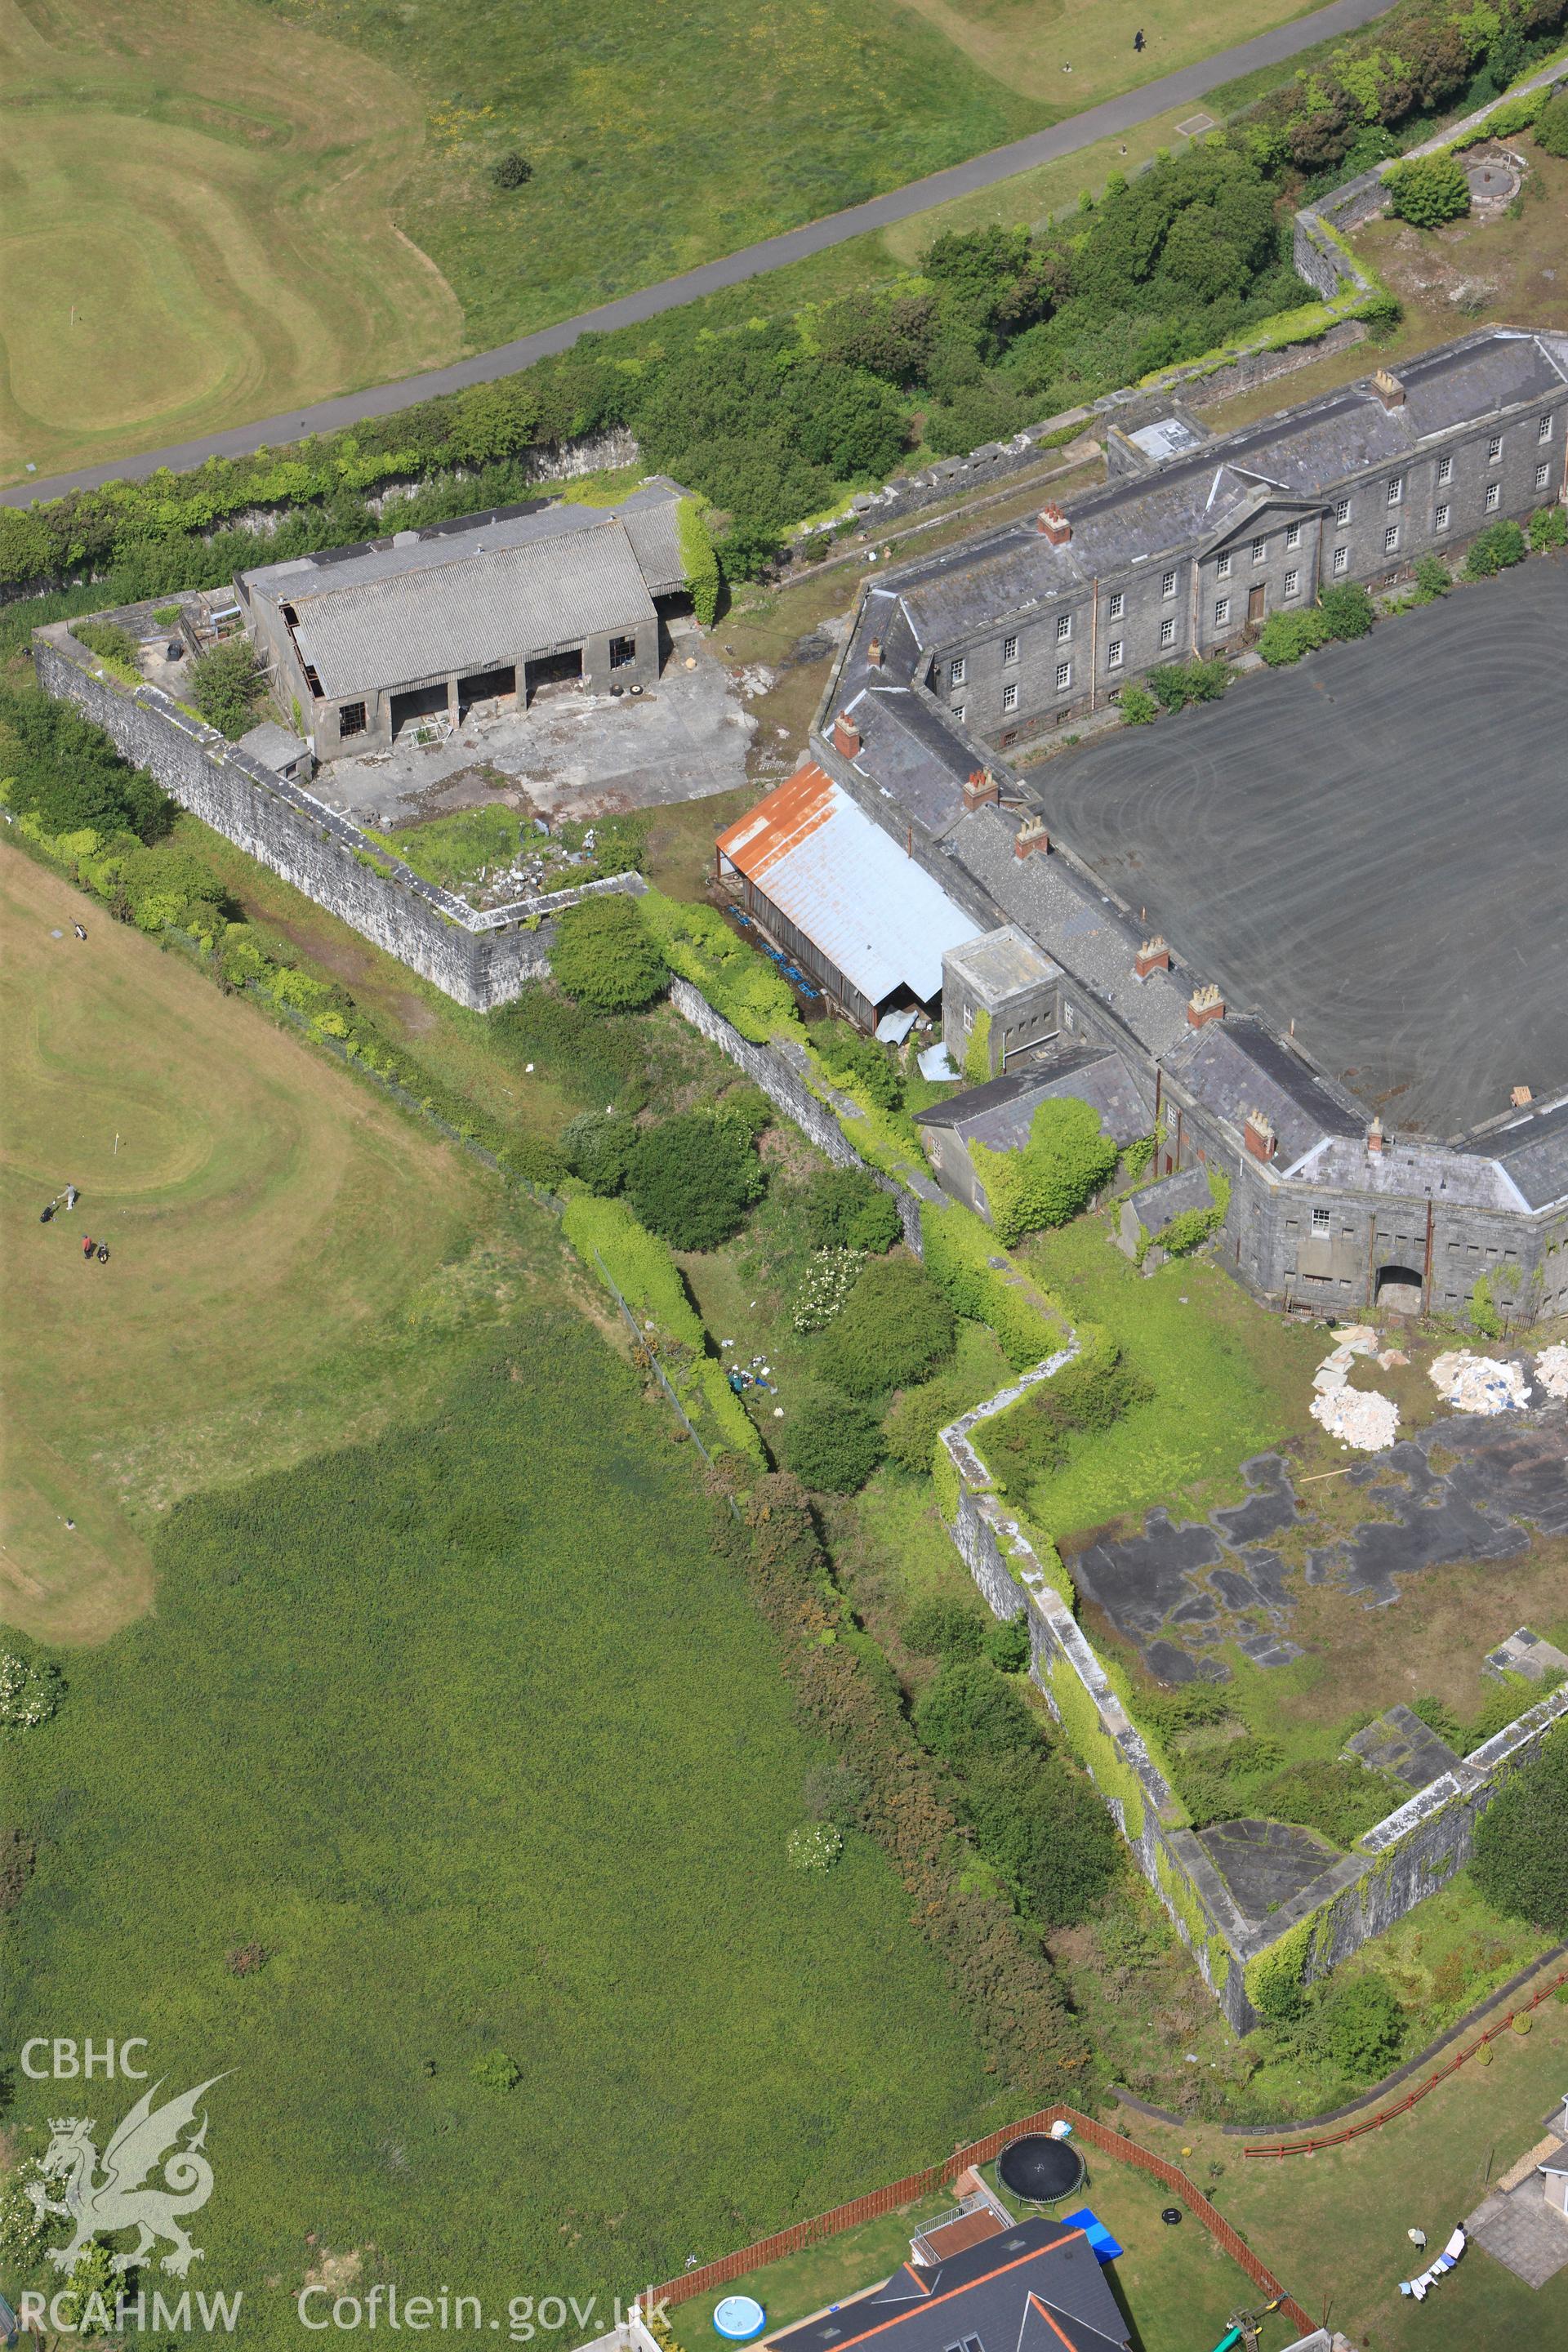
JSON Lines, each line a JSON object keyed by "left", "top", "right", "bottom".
{"left": 1374, "top": 1264, "right": 1423, "bottom": 1316}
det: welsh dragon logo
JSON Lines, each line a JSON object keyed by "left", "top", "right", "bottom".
{"left": 28, "top": 2077, "right": 228, "bottom": 2278}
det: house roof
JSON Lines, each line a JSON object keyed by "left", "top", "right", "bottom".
{"left": 1165, "top": 1015, "right": 1364, "bottom": 1173}
{"left": 241, "top": 482, "right": 686, "bottom": 697}
{"left": 237, "top": 721, "right": 309, "bottom": 771}
{"left": 717, "top": 764, "right": 981, "bottom": 1008}
{"left": 767, "top": 2215, "right": 1129, "bottom": 2352}
{"left": 918, "top": 1044, "right": 1151, "bottom": 1150}
{"left": 945, "top": 924, "right": 1062, "bottom": 1008}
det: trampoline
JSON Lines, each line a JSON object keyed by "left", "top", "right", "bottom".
{"left": 996, "top": 2134, "right": 1085, "bottom": 2207}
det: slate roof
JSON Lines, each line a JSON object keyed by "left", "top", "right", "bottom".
{"left": 237, "top": 721, "right": 310, "bottom": 773}
{"left": 946, "top": 924, "right": 1062, "bottom": 1007}
{"left": 1164, "top": 1015, "right": 1364, "bottom": 1172}
{"left": 767, "top": 2215, "right": 1130, "bottom": 2352}
{"left": 1125, "top": 1165, "right": 1213, "bottom": 1233}
{"left": 716, "top": 763, "right": 981, "bottom": 1008}
{"left": 241, "top": 482, "right": 686, "bottom": 697}
{"left": 918, "top": 1045, "right": 1151, "bottom": 1149}
{"left": 1471, "top": 1095, "right": 1568, "bottom": 1211}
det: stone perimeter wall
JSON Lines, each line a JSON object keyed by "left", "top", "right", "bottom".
{"left": 939, "top": 1372, "right": 1568, "bottom": 2033}
{"left": 34, "top": 622, "right": 642, "bottom": 1011}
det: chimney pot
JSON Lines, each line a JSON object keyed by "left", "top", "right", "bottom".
{"left": 866, "top": 635, "right": 884, "bottom": 668}
{"left": 962, "top": 767, "right": 1000, "bottom": 812}
{"left": 1186, "top": 982, "right": 1225, "bottom": 1030}
{"left": 1367, "top": 1116, "right": 1383, "bottom": 1155}
{"left": 1244, "top": 1108, "right": 1277, "bottom": 1164}
{"left": 832, "top": 710, "right": 862, "bottom": 760}
{"left": 1037, "top": 504, "right": 1072, "bottom": 546}
{"left": 1371, "top": 368, "right": 1405, "bottom": 410}
{"left": 1134, "top": 935, "right": 1170, "bottom": 980}
{"left": 1013, "top": 817, "right": 1050, "bottom": 859}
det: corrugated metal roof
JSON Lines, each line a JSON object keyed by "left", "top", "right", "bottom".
{"left": 717, "top": 764, "right": 981, "bottom": 1008}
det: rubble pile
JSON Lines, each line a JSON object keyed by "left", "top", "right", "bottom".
{"left": 1428, "top": 1351, "right": 1532, "bottom": 1414}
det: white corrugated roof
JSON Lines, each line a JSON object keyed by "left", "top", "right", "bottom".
{"left": 718, "top": 764, "right": 981, "bottom": 1007}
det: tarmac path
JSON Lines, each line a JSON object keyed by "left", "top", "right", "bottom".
{"left": 2, "top": 0, "right": 1401, "bottom": 507}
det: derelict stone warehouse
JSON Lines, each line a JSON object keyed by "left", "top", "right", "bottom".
{"left": 795, "top": 328, "right": 1568, "bottom": 1331}
{"left": 238, "top": 480, "right": 689, "bottom": 760}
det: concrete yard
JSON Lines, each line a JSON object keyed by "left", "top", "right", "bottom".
{"left": 308, "top": 626, "right": 759, "bottom": 829}
{"left": 1031, "top": 559, "right": 1568, "bottom": 1140}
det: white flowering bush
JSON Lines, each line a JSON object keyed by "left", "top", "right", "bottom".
{"left": 0, "top": 1650, "right": 62, "bottom": 1729}
{"left": 0, "top": 2163, "right": 51, "bottom": 2262}
{"left": 791, "top": 1248, "right": 865, "bottom": 1334}
{"left": 787, "top": 1822, "right": 844, "bottom": 1873}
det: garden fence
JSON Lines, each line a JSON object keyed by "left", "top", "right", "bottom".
{"left": 639, "top": 2104, "right": 1310, "bottom": 2333}
{"left": 1244, "top": 1963, "right": 1568, "bottom": 2158}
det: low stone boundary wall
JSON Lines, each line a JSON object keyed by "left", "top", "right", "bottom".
{"left": 33, "top": 621, "right": 641, "bottom": 1010}
{"left": 939, "top": 1367, "right": 1568, "bottom": 2034}
{"left": 666, "top": 978, "right": 929, "bottom": 1250}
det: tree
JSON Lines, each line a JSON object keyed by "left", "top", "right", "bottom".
{"left": 559, "top": 1110, "right": 637, "bottom": 1195}
{"left": 1464, "top": 518, "right": 1527, "bottom": 578}
{"left": 1538, "top": 89, "right": 1568, "bottom": 159}
{"left": 1317, "top": 581, "right": 1375, "bottom": 639}
{"left": 962, "top": 1751, "right": 1120, "bottom": 1927}
{"left": 492, "top": 151, "right": 532, "bottom": 189}
{"left": 802, "top": 1165, "right": 902, "bottom": 1254}
{"left": 1300, "top": 1972, "right": 1405, "bottom": 2079}
{"left": 783, "top": 1394, "right": 884, "bottom": 1492}
{"left": 622, "top": 1110, "right": 764, "bottom": 1249}
{"left": 1385, "top": 156, "right": 1469, "bottom": 229}
{"left": 1472, "top": 1721, "right": 1568, "bottom": 1934}
{"left": 972, "top": 1096, "right": 1118, "bottom": 1245}
{"left": 550, "top": 894, "right": 666, "bottom": 1010}
{"left": 189, "top": 639, "right": 263, "bottom": 739}
{"left": 915, "top": 1658, "right": 1036, "bottom": 1772}
{"left": 815, "top": 1257, "right": 956, "bottom": 1398}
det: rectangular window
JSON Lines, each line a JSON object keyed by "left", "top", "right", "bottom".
{"left": 1002, "top": 633, "right": 1018, "bottom": 664}
{"left": 608, "top": 635, "right": 637, "bottom": 669}
{"left": 961, "top": 1005, "right": 974, "bottom": 1035}
{"left": 1001, "top": 680, "right": 1018, "bottom": 712}
{"left": 1388, "top": 475, "right": 1403, "bottom": 506}
{"left": 1054, "top": 660, "right": 1071, "bottom": 692}
{"left": 1285, "top": 520, "right": 1302, "bottom": 550}
{"left": 1160, "top": 616, "right": 1175, "bottom": 647}
{"left": 1107, "top": 638, "right": 1124, "bottom": 669}
{"left": 1335, "top": 497, "right": 1351, "bottom": 525}
{"left": 1437, "top": 453, "right": 1453, "bottom": 484}
{"left": 1485, "top": 482, "right": 1500, "bottom": 512}
{"left": 1056, "top": 612, "right": 1072, "bottom": 643}
{"left": 1487, "top": 434, "right": 1503, "bottom": 462}
{"left": 1216, "top": 552, "right": 1232, "bottom": 578}
{"left": 338, "top": 701, "right": 367, "bottom": 738}
{"left": 1161, "top": 568, "right": 1177, "bottom": 597}
{"left": 1214, "top": 596, "right": 1231, "bottom": 627}
{"left": 1332, "top": 545, "right": 1349, "bottom": 574}
{"left": 1383, "top": 523, "right": 1399, "bottom": 552}
{"left": 1107, "top": 590, "right": 1124, "bottom": 620}
{"left": 952, "top": 702, "right": 966, "bottom": 726}
{"left": 1251, "top": 536, "right": 1266, "bottom": 563}
{"left": 1312, "top": 1206, "right": 1331, "bottom": 1235}
{"left": 949, "top": 657, "right": 965, "bottom": 687}
{"left": 1540, "top": 414, "right": 1554, "bottom": 443}
{"left": 1536, "top": 461, "right": 1552, "bottom": 489}
{"left": 1284, "top": 568, "right": 1300, "bottom": 599}
{"left": 1435, "top": 502, "right": 1450, "bottom": 531}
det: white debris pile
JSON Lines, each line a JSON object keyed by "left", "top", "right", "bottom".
{"left": 1428, "top": 1351, "right": 1532, "bottom": 1414}
{"left": 1533, "top": 1343, "right": 1568, "bottom": 1399}
{"left": 1309, "top": 1328, "right": 1400, "bottom": 1449}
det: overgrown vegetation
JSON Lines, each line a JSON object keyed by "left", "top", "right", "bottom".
{"left": 1385, "top": 154, "right": 1471, "bottom": 225}
{"left": 189, "top": 638, "right": 265, "bottom": 739}
{"left": 551, "top": 893, "right": 668, "bottom": 1010}
{"left": 981, "top": 1334, "right": 1154, "bottom": 1494}
{"left": 1470, "top": 1719, "right": 1568, "bottom": 1935}
{"left": 1138, "top": 1686, "right": 1405, "bottom": 1842}
{"left": 970, "top": 1096, "right": 1119, "bottom": 1245}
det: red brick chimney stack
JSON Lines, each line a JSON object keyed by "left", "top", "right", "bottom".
{"left": 866, "top": 635, "right": 884, "bottom": 668}
{"left": 1013, "top": 817, "right": 1049, "bottom": 859}
{"left": 1037, "top": 505, "right": 1071, "bottom": 546}
{"left": 963, "top": 768, "right": 1000, "bottom": 812}
{"left": 1371, "top": 368, "right": 1405, "bottom": 411}
{"left": 832, "top": 710, "right": 862, "bottom": 760}
{"left": 1134, "top": 936, "right": 1170, "bottom": 980}
{"left": 1244, "top": 1109, "right": 1277, "bottom": 1163}
{"left": 1186, "top": 982, "right": 1225, "bottom": 1031}
{"left": 1367, "top": 1116, "right": 1383, "bottom": 1155}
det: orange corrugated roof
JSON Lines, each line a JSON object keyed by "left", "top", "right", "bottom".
{"left": 715, "top": 762, "right": 836, "bottom": 881}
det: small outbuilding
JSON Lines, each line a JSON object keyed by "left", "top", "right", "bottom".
{"left": 918, "top": 1042, "right": 1149, "bottom": 1222}
{"left": 1116, "top": 1165, "right": 1214, "bottom": 1263}
{"left": 715, "top": 763, "right": 982, "bottom": 1032}
{"left": 238, "top": 721, "right": 313, "bottom": 783}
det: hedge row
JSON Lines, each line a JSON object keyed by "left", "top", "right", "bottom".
{"left": 920, "top": 1200, "right": 1071, "bottom": 1371}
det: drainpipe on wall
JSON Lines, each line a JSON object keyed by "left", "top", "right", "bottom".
{"left": 1189, "top": 559, "right": 1200, "bottom": 657}
{"left": 1089, "top": 577, "right": 1099, "bottom": 715}
{"left": 1423, "top": 1195, "right": 1436, "bottom": 1315}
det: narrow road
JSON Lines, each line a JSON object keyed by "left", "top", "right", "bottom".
{"left": 2, "top": 0, "right": 1397, "bottom": 509}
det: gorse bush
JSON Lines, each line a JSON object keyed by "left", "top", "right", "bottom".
{"left": 559, "top": 1111, "right": 638, "bottom": 1196}
{"left": 623, "top": 1109, "right": 765, "bottom": 1250}
{"left": 815, "top": 1256, "right": 956, "bottom": 1397}
{"left": 550, "top": 894, "right": 667, "bottom": 1011}
{"left": 902, "top": 1595, "right": 988, "bottom": 1660}
{"left": 915, "top": 1658, "right": 1039, "bottom": 1773}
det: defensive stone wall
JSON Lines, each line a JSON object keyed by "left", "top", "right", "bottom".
{"left": 33, "top": 621, "right": 642, "bottom": 1011}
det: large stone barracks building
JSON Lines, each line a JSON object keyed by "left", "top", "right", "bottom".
{"left": 773, "top": 329, "right": 1568, "bottom": 1328}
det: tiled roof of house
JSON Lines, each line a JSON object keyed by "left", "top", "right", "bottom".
{"left": 768, "top": 2215, "right": 1130, "bottom": 2352}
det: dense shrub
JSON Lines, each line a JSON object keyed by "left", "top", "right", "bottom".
{"left": 801, "top": 1757, "right": 871, "bottom": 1829}
{"left": 883, "top": 1368, "right": 985, "bottom": 1473}
{"left": 920, "top": 1200, "right": 1065, "bottom": 1372}
{"left": 1465, "top": 517, "right": 1528, "bottom": 577}
{"left": 983, "top": 1334, "right": 1152, "bottom": 1490}
{"left": 1539, "top": 87, "right": 1568, "bottom": 156}
{"left": 550, "top": 894, "right": 667, "bottom": 1011}
{"left": 783, "top": 1394, "right": 885, "bottom": 1492}
{"left": 915, "top": 1658, "right": 1038, "bottom": 1772}
{"left": 971, "top": 1096, "right": 1119, "bottom": 1245}
{"left": 73, "top": 619, "right": 140, "bottom": 679}
{"left": 492, "top": 983, "right": 653, "bottom": 1113}
{"left": 802, "top": 1165, "right": 902, "bottom": 1254}
{"left": 0, "top": 684, "right": 171, "bottom": 843}
{"left": 1529, "top": 503, "right": 1568, "bottom": 552}
{"left": 816, "top": 1257, "right": 956, "bottom": 1397}
{"left": 962, "top": 1750, "right": 1120, "bottom": 1927}
{"left": 1318, "top": 581, "right": 1376, "bottom": 639}
{"left": 1299, "top": 1972, "right": 1406, "bottom": 2078}
{"left": 1118, "top": 684, "right": 1160, "bottom": 724}
{"left": 559, "top": 1110, "right": 638, "bottom": 1196}
{"left": 1385, "top": 154, "right": 1470, "bottom": 225}
{"left": 623, "top": 1109, "right": 764, "bottom": 1250}
{"left": 189, "top": 638, "right": 264, "bottom": 738}
{"left": 1261, "top": 1758, "right": 1404, "bottom": 1846}
{"left": 1258, "top": 607, "right": 1330, "bottom": 665}
{"left": 492, "top": 151, "right": 532, "bottom": 189}
{"left": 1411, "top": 552, "right": 1452, "bottom": 599}
{"left": 1472, "top": 1720, "right": 1568, "bottom": 1933}
{"left": 902, "top": 1595, "right": 988, "bottom": 1659}
{"left": 639, "top": 889, "right": 800, "bottom": 1043}
{"left": 1148, "top": 657, "right": 1229, "bottom": 711}
{"left": 985, "top": 1615, "right": 1032, "bottom": 1673}
{"left": 813, "top": 1021, "right": 903, "bottom": 1110}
